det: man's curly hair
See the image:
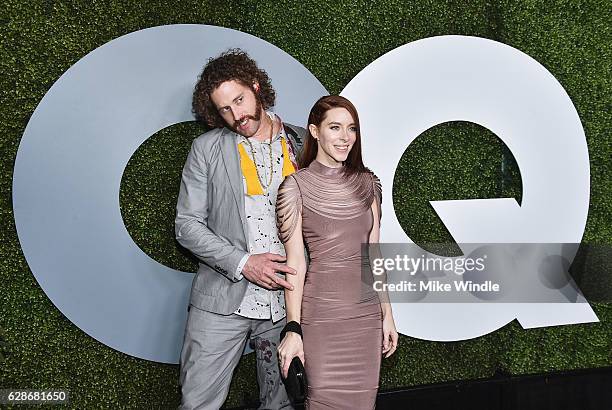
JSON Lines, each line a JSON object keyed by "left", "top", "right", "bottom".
{"left": 193, "top": 49, "right": 276, "bottom": 128}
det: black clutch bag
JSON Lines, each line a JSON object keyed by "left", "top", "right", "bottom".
{"left": 283, "top": 356, "right": 308, "bottom": 403}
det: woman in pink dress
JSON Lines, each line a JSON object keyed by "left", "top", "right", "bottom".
{"left": 276, "top": 95, "right": 399, "bottom": 408}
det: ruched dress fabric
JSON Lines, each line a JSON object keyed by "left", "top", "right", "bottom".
{"left": 276, "top": 159, "right": 383, "bottom": 409}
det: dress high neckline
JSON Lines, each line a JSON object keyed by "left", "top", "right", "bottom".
{"left": 308, "top": 159, "right": 345, "bottom": 176}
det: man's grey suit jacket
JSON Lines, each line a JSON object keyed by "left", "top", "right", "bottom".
{"left": 175, "top": 123, "right": 306, "bottom": 315}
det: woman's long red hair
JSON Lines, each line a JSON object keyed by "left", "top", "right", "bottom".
{"left": 298, "top": 95, "right": 367, "bottom": 175}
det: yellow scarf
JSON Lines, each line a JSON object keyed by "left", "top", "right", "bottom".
{"left": 238, "top": 137, "right": 296, "bottom": 195}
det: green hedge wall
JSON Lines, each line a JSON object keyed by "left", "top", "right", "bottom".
{"left": 1, "top": 0, "right": 610, "bottom": 408}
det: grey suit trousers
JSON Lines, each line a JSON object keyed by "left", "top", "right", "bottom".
{"left": 179, "top": 305, "right": 293, "bottom": 410}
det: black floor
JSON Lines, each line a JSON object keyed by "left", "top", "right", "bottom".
{"left": 228, "top": 366, "right": 612, "bottom": 410}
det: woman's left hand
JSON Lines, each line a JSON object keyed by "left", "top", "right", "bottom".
{"left": 382, "top": 312, "right": 398, "bottom": 358}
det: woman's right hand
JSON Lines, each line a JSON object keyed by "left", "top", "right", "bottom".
{"left": 278, "top": 332, "right": 305, "bottom": 378}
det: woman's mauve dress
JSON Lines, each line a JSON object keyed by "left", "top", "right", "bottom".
{"left": 276, "top": 159, "right": 383, "bottom": 409}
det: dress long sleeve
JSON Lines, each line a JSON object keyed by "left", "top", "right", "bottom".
{"left": 276, "top": 174, "right": 302, "bottom": 243}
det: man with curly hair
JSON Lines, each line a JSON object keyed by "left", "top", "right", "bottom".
{"left": 175, "top": 49, "right": 306, "bottom": 409}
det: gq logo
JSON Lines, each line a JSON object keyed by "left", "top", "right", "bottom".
{"left": 13, "top": 25, "right": 597, "bottom": 363}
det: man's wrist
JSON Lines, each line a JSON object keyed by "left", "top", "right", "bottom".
{"left": 234, "top": 252, "right": 251, "bottom": 281}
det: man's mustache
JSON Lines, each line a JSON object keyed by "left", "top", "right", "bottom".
{"left": 233, "top": 114, "right": 258, "bottom": 128}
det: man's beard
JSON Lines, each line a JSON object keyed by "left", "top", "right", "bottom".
{"left": 231, "top": 95, "right": 264, "bottom": 136}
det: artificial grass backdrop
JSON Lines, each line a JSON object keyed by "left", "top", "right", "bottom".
{"left": 1, "top": 0, "right": 610, "bottom": 408}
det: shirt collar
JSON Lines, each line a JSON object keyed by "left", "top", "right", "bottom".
{"left": 236, "top": 111, "right": 284, "bottom": 144}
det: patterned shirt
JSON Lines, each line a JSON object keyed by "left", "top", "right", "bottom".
{"left": 233, "top": 112, "right": 294, "bottom": 323}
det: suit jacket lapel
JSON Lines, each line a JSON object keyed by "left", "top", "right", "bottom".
{"left": 284, "top": 123, "right": 305, "bottom": 156}
{"left": 219, "top": 127, "right": 248, "bottom": 242}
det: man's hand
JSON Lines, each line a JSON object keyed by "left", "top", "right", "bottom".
{"left": 241, "top": 253, "right": 296, "bottom": 290}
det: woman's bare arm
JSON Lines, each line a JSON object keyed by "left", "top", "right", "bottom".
{"left": 283, "top": 214, "right": 307, "bottom": 323}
